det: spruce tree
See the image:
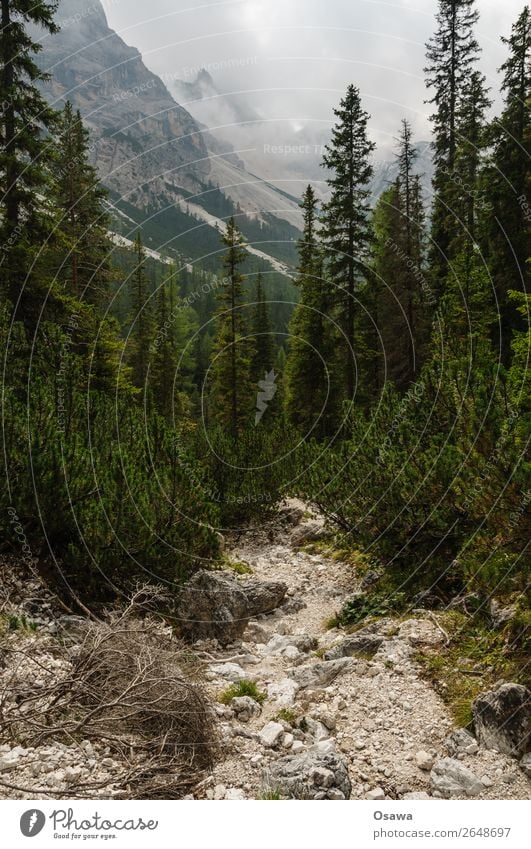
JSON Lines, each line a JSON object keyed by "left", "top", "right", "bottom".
{"left": 482, "top": 6, "right": 530, "bottom": 360}
{"left": 0, "top": 0, "right": 59, "bottom": 312}
{"left": 53, "top": 102, "right": 112, "bottom": 305}
{"left": 210, "top": 218, "right": 254, "bottom": 439}
{"left": 285, "top": 185, "right": 340, "bottom": 436}
{"left": 129, "top": 232, "right": 154, "bottom": 394}
{"left": 321, "top": 85, "right": 375, "bottom": 400}
{"left": 251, "top": 273, "right": 274, "bottom": 381}
{"left": 425, "top": 0, "right": 481, "bottom": 291}
{"left": 151, "top": 266, "right": 197, "bottom": 420}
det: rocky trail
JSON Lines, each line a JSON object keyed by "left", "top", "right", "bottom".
{"left": 193, "top": 506, "right": 530, "bottom": 801}
{"left": 0, "top": 505, "right": 528, "bottom": 801}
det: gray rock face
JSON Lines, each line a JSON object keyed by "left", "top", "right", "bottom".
{"left": 290, "top": 658, "right": 351, "bottom": 689}
{"left": 445, "top": 728, "right": 479, "bottom": 756}
{"left": 177, "top": 570, "right": 287, "bottom": 644}
{"left": 290, "top": 521, "right": 327, "bottom": 548}
{"left": 324, "top": 635, "right": 384, "bottom": 660}
{"left": 430, "top": 758, "right": 484, "bottom": 798}
{"left": 473, "top": 683, "right": 530, "bottom": 757}
{"left": 265, "top": 750, "right": 351, "bottom": 799}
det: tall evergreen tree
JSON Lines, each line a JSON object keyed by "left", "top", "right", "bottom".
{"left": 321, "top": 85, "right": 375, "bottom": 400}
{"left": 425, "top": 0, "right": 481, "bottom": 291}
{"left": 285, "top": 185, "right": 340, "bottom": 436}
{"left": 210, "top": 218, "right": 254, "bottom": 439}
{"left": 151, "top": 266, "right": 197, "bottom": 420}
{"left": 482, "top": 6, "right": 530, "bottom": 360}
{"left": 129, "top": 232, "right": 154, "bottom": 394}
{"left": 0, "top": 0, "right": 59, "bottom": 316}
{"left": 53, "top": 102, "right": 111, "bottom": 305}
{"left": 251, "top": 273, "right": 274, "bottom": 381}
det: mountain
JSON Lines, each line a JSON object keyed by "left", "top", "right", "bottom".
{"left": 32, "top": 0, "right": 302, "bottom": 271}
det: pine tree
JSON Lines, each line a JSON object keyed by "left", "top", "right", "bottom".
{"left": 284, "top": 185, "right": 340, "bottom": 436}
{"left": 151, "top": 266, "right": 197, "bottom": 420}
{"left": 0, "top": 0, "right": 59, "bottom": 316}
{"left": 482, "top": 6, "right": 530, "bottom": 361}
{"left": 321, "top": 85, "right": 375, "bottom": 400}
{"left": 53, "top": 102, "right": 112, "bottom": 305}
{"left": 425, "top": 0, "right": 481, "bottom": 291}
{"left": 251, "top": 273, "right": 274, "bottom": 381}
{"left": 129, "top": 232, "right": 154, "bottom": 394}
{"left": 210, "top": 218, "right": 254, "bottom": 439}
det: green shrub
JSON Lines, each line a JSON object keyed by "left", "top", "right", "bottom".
{"left": 218, "top": 680, "right": 266, "bottom": 705}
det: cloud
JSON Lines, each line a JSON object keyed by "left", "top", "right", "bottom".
{"left": 104, "top": 0, "right": 523, "bottom": 157}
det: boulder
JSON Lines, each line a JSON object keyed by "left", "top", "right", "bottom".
{"left": 403, "top": 791, "right": 431, "bottom": 800}
{"left": 473, "top": 683, "right": 530, "bottom": 757}
{"left": 430, "top": 758, "right": 484, "bottom": 798}
{"left": 290, "top": 658, "right": 351, "bottom": 689}
{"left": 177, "top": 570, "right": 287, "bottom": 645}
{"left": 265, "top": 634, "right": 317, "bottom": 656}
{"left": 209, "top": 662, "right": 247, "bottom": 682}
{"left": 290, "top": 520, "right": 327, "bottom": 548}
{"left": 415, "top": 750, "right": 435, "bottom": 771}
{"left": 259, "top": 722, "right": 285, "bottom": 748}
{"left": 264, "top": 750, "right": 351, "bottom": 800}
{"left": 324, "top": 635, "right": 384, "bottom": 660}
{"left": 445, "top": 728, "right": 479, "bottom": 756}
{"left": 267, "top": 678, "right": 300, "bottom": 707}
{"left": 231, "top": 696, "right": 262, "bottom": 722}
{"left": 279, "top": 504, "right": 305, "bottom": 525}
{"left": 489, "top": 600, "right": 517, "bottom": 629}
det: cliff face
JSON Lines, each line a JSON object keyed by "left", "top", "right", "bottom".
{"left": 35, "top": 0, "right": 210, "bottom": 206}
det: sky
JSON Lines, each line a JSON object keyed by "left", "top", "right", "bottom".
{"left": 102, "top": 0, "right": 524, "bottom": 157}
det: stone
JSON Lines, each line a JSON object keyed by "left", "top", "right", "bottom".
{"left": 403, "top": 791, "right": 431, "bottom": 800}
{"left": 279, "top": 504, "right": 305, "bottom": 525}
{"left": 366, "top": 787, "right": 386, "bottom": 800}
{"left": 520, "top": 753, "right": 531, "bottom": 778}
{"left": 291, "top": 740, "right": 305, "bottom": 754}
{"left": 290, "top": 658, "right": 351, "bottom": 689}
{"left": 490, "top": 600, "right": 517, "bottom": 629}
{"left": 473, "top": 683, "right": 530, "bottom": 757}
{"left": 224, "top": 788, "right": 246, "bottom": 800}
{"left": 324, "top": 635, "right": 384, "bottom": 660}
{"left": 259, "top": 722, "right": 285, "bottom": 748}
{"left": 265, "top": 750, "right": 351, "bottom": 800}
{"left": 244, "top": 621, "right": 270, "bottom": 643}
{"left": 445, "top": 728, "right": 479, "bottom": 756}
{"left": 177, "top": 570, "right": 287, "bottom": 645}
{"left": 290, "top": 521, "right": 328, "bottom": 548}
{"left": 231, "top": 696, "right": 262, "bottom": 722}
{"left": 313, "top": 739, "right": 337, "bottom": 755}
{"left": 265, "top": 633, "right": 317, "bottom": 656}
{"left": 267, "top": 678, "right": 299, "bottom": 707}
{"left": 213, "top": 783, "right": 227, "bottom": 800}
{"left": 481, "top": 775, "right": 493, "bottom": 787}
{"left": 282, "top": 733, "right": 294, "bottom": 749}
{"left": 415, "top": 750, "right": 435, "bottom": 771}
{"left": 209, "top": 662, "right": 248, "bottom": 682}
{"left": 430, "top": 758, "right": 483, "bottom": 798}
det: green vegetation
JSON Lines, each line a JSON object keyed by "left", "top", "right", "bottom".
{"left": 413, "top": 608, "right": 530, "bottom": 727}
{"left": 218, "top": 680, "right": 267, "bottom": 705}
